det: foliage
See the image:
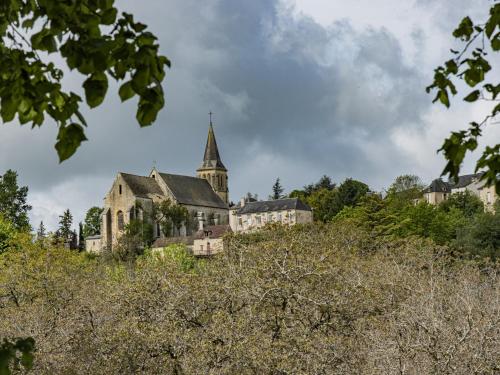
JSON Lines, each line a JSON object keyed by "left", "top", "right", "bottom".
{"left": 290, "top": 176, "right": 369, "bottom": 222}
{"left": 439, "top": 190, "right": 484, "bottom": 217}
{"left": 0, "top": 224, "right": 498, "bottom": 373}
{"left": 78, "top": 222, "right": 84, "bottom": 251}
{"left": 0, "top": 170, "right": 31, "bottom": 231}
{"left": 455, "top": 210, "right": 500, "bottom": 260}
{"left": 426, "top": 2, "right": 500, "bottom": 192}
{"left": 270, "top": 177, "right": 285, "bottom": 200}
{"left": 83, "top": 206, "right": 103, "bottom": 237}
{"left": 0, "top": 0, "right": 170, "bottom": 161}
{"left": 385, "top": 174, "right": 425, "bottom": 209}
{"left": 57, "top": 209, "right": 73, "bottom": 242}
{"left": 0, "top": 216, "right": 16, "bottom": 255}
{"left": 36, "top": 221, "right": 46, "bottom": 240}
{"left": 0, "top": 337, "right": 35, "bottom": 375}
{"left": 153, "top": 199, "right": 189, "bottom": 237}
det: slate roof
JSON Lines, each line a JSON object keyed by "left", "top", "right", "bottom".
{"left": 451, "top": 172, "right": 484, "bottom": 189}
{"left": 197, "top": 124, "right": 227, "bottom": 171}
{"left": 424, "top": 179, "right": 452, "bottom": 193}
{"left": 159, "top": 173, "right": 227, "bottom": 209}
{"left": 236, "top": 198, "right": 311, "bottom": 215}
{"left": 195, "top": 225, "right": 232, "bottom": 239}
{"left": 120, "top": 173, "right": 163, "bottom": 198}
{"left": 424, "top": 172, "right": 485, "bottom": 193}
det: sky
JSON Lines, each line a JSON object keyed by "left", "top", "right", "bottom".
{"left": 0, "top": 0, "right": 498, "bottom": 231}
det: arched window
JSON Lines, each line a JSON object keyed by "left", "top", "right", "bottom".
{"left": 117, "top": 211, "right": 124, "bottom": 231}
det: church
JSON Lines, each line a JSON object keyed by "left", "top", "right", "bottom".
{"left": 96, "top": 121, "right": 230, "bottom": 251}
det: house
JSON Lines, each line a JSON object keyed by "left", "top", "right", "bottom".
{"left": 423, "top": 172, "right": 497, "bottom": 210}
{"left": 229, "top": 197, "right": 313, "bottom": 232}
{"left": 192, "top": 224, "right": 232, "bottom": 256}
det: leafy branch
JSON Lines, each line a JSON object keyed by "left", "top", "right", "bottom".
{"left": 0, "top": 1, "right": 170, "bottom": 161}
{"left": 426, "top": 2, "right": 500, "bottom": 192}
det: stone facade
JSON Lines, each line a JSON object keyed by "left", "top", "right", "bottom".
{"left": 423, "top": 172, "right": 497, "bottom": 211}
{"left": 229, "top": 197, "right": 313, "bottom": 232}
{"left": 96, "top": 124, "right": 229, "bottom": 253}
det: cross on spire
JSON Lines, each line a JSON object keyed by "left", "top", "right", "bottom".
{"left": 209, "top": 111, "right": 213, "bottom": 124}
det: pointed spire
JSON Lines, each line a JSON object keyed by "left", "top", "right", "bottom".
{"left": 198, "top": 114, "right": 226, "bottom": 171}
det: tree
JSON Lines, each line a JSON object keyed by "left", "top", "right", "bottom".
{"left": 335, "top": 178, "right": 369, "bottom": 208}
{"left": 58, "top": 209, "right": 73, "bottom": 243}
{"left": 78, "top": 222, "right": 85, "bottom": 251}
{"left": 427, "top": 3, "right": 500, "bottom": 192}
{"left": 386, "top": 174, "right": 425, "bottom": 210}
{"left": 0, "top": 170, "right": 31, "bottom": 231}
{"left": 0, "top": 1, "right": 170, "bottom": 161}
{"left": 36, "top": 221, "right": 46, "bottom": 239}
{"left": 153, "top": 199, "right": 189, "bottom": 237}
{"left": 0, "top": 215, "right": 16, "bottom": 254}
{"left": 455, "top": 210, "right": 500, "bottom": 260}
{"left": 270, "top": 178, "right": 284, "bottom": 200}
{"left": 83, "top": 206, "right": 103, "bottom": 237}
{"left": 439, "top": 190, "right": 484, "bottom": 217}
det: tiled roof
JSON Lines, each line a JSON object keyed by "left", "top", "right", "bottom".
{"left": 120, "top": 173, "right": 163, "bottom": 198}
{"left": 195, "top": 225, "right": 232, "bottom": 239}
{"left": 159, "top": 173, "right": 227, "bottom": 209}
{"left": 236, "top": 198, "right": 311, "bottom": 214}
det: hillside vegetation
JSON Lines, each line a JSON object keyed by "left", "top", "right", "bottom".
{"left": 0, "top": 223, "right": 498, "bottom": 374}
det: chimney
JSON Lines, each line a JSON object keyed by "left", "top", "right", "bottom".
{"left": 197, "top": 212, "right": 205, "bottom": 231}
{"left": 240, "top": 197, "right": 245, "bottom": 207}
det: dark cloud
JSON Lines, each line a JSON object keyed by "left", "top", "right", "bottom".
{"left": 0, "top": 0, "right": 482, "bottom": 229}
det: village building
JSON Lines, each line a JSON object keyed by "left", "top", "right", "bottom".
{"left": 87, "top": 121, "right": 229, "bottom": 253}
{"left": 229, "top": 197, "right": 313, "bottom": 232}
{"left": 192, "top": 224, "right": 232, "bottom": 256}
{"left": 423, "top": 172, "right": 497, "bottom": 211}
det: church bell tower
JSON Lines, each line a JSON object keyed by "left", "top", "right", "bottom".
{"left": 197, "top": 114, "right": 229, "bottom": 204}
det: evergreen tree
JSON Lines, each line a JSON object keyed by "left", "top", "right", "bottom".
{"left": 69, "top": 230, "right": 78, "bottom": 250}
{"left": 78, "top": 222, "right": 85, "bottom": 251}
{"left": 270, "top": 178, "right": 285, "bottom": 200}
{"left": 0, "top": 170, "right": 31, "bottom": 231}
{"left": 36, "top": 221, "right": 46, "bottom": 240}
{"left": 58, "top": 209, "right": 73, "bottom": 243}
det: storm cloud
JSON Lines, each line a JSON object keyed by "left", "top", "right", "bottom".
{"left": 0, "top": 0, "right": 495, "bottom": 230}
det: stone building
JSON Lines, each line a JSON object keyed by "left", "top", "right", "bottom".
{"left": 423, "top": 172, "right": 497, "bottom": 210}
{"left": 229, "top": 197, "right": 313, "bottom": 232}
{"left": 95, "top": 122, "right": 229, "bottom": 252}
{"left": 192, "top": 224, "right": 232, "bottom": 256}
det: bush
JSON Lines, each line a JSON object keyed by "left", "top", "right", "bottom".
{"left": 0, "top": 224, "right": 497, "bottom": 374}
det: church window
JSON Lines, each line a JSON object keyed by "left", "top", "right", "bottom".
{"left": 156, "top": 222, "right": 161, "bottom": 237}
{"left": 117, "top": 211, "right": 124, "bottom": 231}
{"left": 119, "top": 185, "right": 122, "bottom": 195}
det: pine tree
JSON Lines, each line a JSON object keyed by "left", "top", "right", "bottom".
{"left": 270, "top": 178, "right": 285, "bottom": 200}
{"left": 78, "top": 222, "right": 85, "bottom": 251}
{"left": 36, "top": 221, "right": 46, "bottom": 240}
{"left": 58, "top": 209, "right": 73, "bottom": 244}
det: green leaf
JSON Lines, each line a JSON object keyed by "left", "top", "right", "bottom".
{"left": 439, "top": 90, "right": 450, "bottom": 108}
{"left": 55, "top": 123, "right": 88, "bottom": 162}
{"left": 101, "top": 8, "right": 118, "bottom": 25}
{"left": 82, "top": 73, "right": 108, "bottom": 108}
{"left": 136, "top": 103, "right": 158, "bottom": 126}
{"left": 463, "top": 90, "right": 480, "bottom": 102}
{"left": 118, "top": 81, "right": 135, "bottom": 102}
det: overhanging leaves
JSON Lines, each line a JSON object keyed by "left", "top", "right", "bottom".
{"left": 0, "top": 1, "right": 170, "bottom": 161}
